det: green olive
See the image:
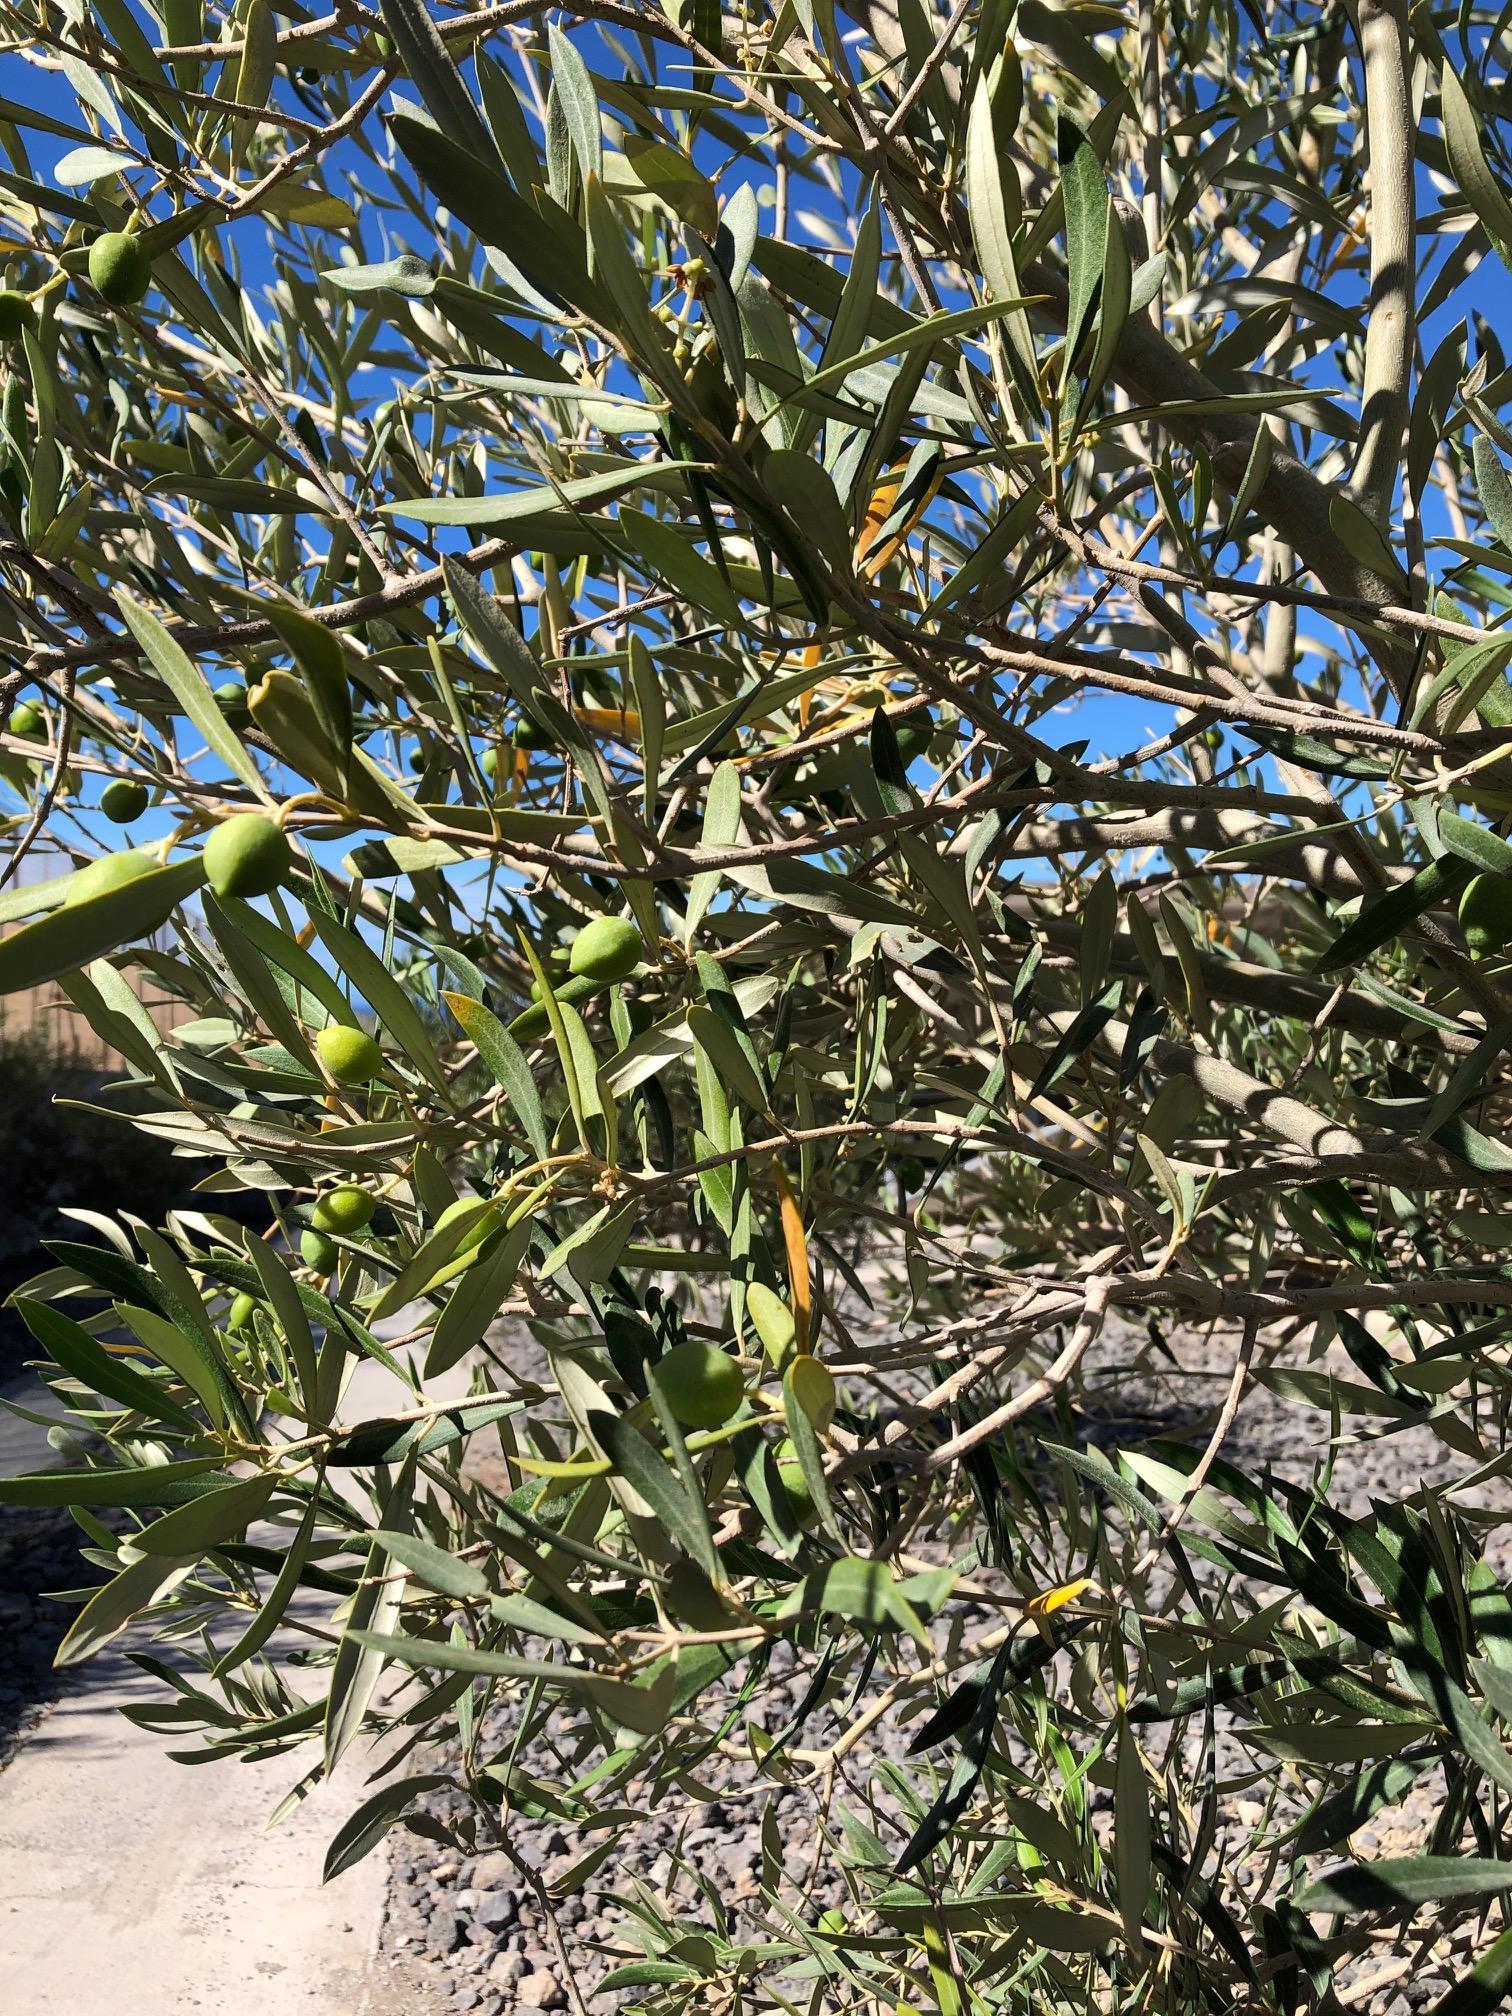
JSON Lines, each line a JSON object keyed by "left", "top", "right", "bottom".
{"left": 100, "top": 778, "right": 150, "bottom": 824}
{"left": 64, "top": 849, "right": 157, "bottom": 906}
{"left": 0, "top": 290, "right": 33, "bottom": 341}
{"left": 87, "top": 231, "right": 151, "bottom": 308}
{"left": 568, "top": 915, "right": 643, "bottom": 983}
{"left": 311, "top": 1184, "right": 375, "bottom": 1235}
{"left": 300, "top": 1229, "right": 339, "bottom": 1274}
{"left": 655, "top": 1339, "right": 744, "bottom": 1430}
{"left": 316, "top": 1024, "right": 384, "bottom": 1083}
{"left": 510, "top": 714, "right": 555, "bottom": 751}
{"left": 203, "top": 814, "right": 292, "bottom": 899}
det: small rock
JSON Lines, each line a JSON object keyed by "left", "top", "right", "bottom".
{"left": 474, "top": 1890, "right": 519, "bottom": 1934}
{"left": 487, "top": 1952, "right": 528, "bottom": 1990}
{"left": 517, "top": 1967, "right": 567, "bottom": 2010}
{"left": 429, "top": 1908, "right": 467, "bottom": 1954}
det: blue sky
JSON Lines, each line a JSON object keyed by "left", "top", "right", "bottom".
{"left": 6, "top": 9, "right": 1507, "bottom": 914}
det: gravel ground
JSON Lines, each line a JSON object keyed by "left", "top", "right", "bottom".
{"left": 379, "top": 1634, "right": 875, "bottom": 2014}
{"left": 373, "top": 1307, "right": 1512, "bottom": 2015}
{"left": 1, "top": 1302, "right": 1503, "bottom": 2013}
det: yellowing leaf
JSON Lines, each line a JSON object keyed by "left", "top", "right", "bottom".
{"left": 576, "top": 703, "right": 643, "bottom": 740}
{"left": 773, "top": 1159, "right": 811, "bottom": 1352}
{"left": 1027, "top": 1576, "right": 1091, "bottom": 1617}
{"left": 855, "top": 459, "right": 944, "bottom": 581}
{"left": 855, "top": 464, "right": 905, "bottom": 571}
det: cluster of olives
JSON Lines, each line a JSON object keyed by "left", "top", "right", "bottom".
{"left": 9, "top": 701, "right": 146, "bottom": 822}
{"left": 299, "top": 1182, "right": 375, "bottom": 1274}
{"left": 8, "top": 694, "right": 280, "bottom": 844}
{"left": 51, "top": 811, "right": 291, "bottom": 908}
{"left": 0, "top": 230, "right": 151, "bottom": 359}
{"left": 408, "top": 715, "right": 554, "bottom": 784}
{"left": 477, "top": 714, "right": 554, "bottom": 781}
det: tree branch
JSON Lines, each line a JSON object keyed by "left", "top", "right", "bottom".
{"left": 1352, "top": 0, "right": 1417, "bottom": 532}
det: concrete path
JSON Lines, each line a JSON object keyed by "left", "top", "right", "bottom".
{"left": 0, "top": 1648, "right": 406, "bottom": 2015}
{"left": 0, "top": 1345, "right": 455, "bottom": 2015}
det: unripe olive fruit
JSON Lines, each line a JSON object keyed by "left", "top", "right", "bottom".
{"left": 1461, "top": 874, "right": 1512, "bottom": 960}
{"left": 316, "top": 1023, "right": 384, "bottom": 1083}
{"left": 311, "top": 1184, "right": 375, "bottom": 1235}
{"left": 203, "top": 813, "right": 291, "bottom": 899}
{"left": 100, "top": 777, "right": 150, "bottom": 824}
{"left": 87, "top": 231, "right": 151, "bottom": 308}
{"left": 569, "top": 914, "right": 643, "bottom": 983}
{"left": 0, "top": 290, "right": 33, "bottom": 340}
{"left": 435, "top": 1195, "right": 500, "bottom": 1253}
{"left": 227, "top": 1291, "right": 259, "bottom": 1331}
{"left": 897, "top": 1155, "right": 927, "bottom": 1192}
{"left": 300, "top": 1229, "right": 339, "bottom": 1273}
{"left": 8, "top": 700, "right": 43, "bottom": 738}
{"left": 655, "top": 1338, "right": 744, "bottom": 1430}
{"left": 510, "top": 713, "right": 554, "bottom": 751}
{"left": 65, "top": 848, "right": 156, "bottom": 905}
{"left": 214, "top": 681, "right": 251, "bottom": 729}
{"left": 480, "top": 745, "right": 500, "bottom": 778}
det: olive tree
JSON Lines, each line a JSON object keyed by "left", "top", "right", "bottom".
{"left": 5, "top": 0, "right": 1512, "bottom": 2006}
